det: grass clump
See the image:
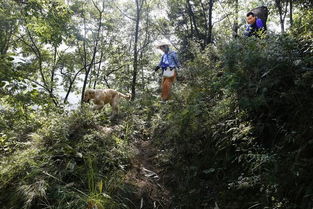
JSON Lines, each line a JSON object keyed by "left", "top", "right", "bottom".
{"left": 0, "top": 108, "right": 133, "bottom": 209}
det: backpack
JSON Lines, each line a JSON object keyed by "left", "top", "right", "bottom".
{"left": 250, "top": 6, "right": 269, "bottom": 29}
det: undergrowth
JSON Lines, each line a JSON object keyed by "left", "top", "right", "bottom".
{"left": 1, "top": 34, "right": 312, "bottom": 209}
{"left": 151, "top": 35, "right": 313, "bottom": 209}
{"left": 0, "top": 107, "right": 133, "bottom": 209}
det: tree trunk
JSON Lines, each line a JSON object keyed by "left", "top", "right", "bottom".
{"left": 63, "top": 63, "right": 99, "bottom": 104}
{"left": 200, "top": 1, "right": 209, "bottom": 46}
{"left": 186, "top": 0, "right": 202, "bottom": 47}
{"left": 81, "top": 11, "right": 89, "bottom": 104}
{"left": 93, "top": 51, "right": 103, "bottom": 89}
{"left": 81, "top": 3, "right": 103, "bottom": 104}
{"left": 275, "top": 0, "right": 288, "bottom": 33}
{"left": 233, "top": 0, "right": 239, "bottom": 38}
{"left": 280, "top": 16, "right": 285, "bottom": 33}
{"left": 131, "top": 0, "right": 144, "bottom": 101}
{"left": 290, "top": 0, "right": 293, "bottom": 27}
{"left": 208, "top": 0, "right": 214, "bottom": 43}
{"left": 50, "top": 46, "right": 57, "bottom": 97}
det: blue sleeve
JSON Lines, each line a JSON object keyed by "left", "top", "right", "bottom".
{"left": 244, "top": 24, "right": 252, "bottom": 36}
{"left": 256, "top": 19, "right": 264, "bottom": 28}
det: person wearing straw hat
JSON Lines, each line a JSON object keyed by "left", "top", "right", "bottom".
{"left": 154, "top": 41, "right": 181, "bottom": 101}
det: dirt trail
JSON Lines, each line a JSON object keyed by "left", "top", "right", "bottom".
{"left": 126, "top": 139, "right": 172, "bottom": 209}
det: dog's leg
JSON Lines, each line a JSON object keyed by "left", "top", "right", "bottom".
{"left": 110, "top": 96, "right": 120, "bottom": 116}
{"left": 93, "top": 100, "right": 104, "bottom": 111}
{"left": 93, "top": 105, "right": 103, "bottom": 111}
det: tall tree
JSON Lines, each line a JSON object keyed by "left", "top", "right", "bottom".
{"left": 131, "top": 0, "right": 146, "bottom": 100}
{"left": 115, "top": 0, "right": 156, "bottom": 100}
{"left": 233, "top": 0, "right": 239, "bottom": 38}
{"left": 0, "top": 0, "right": 19, "bottom": 91}
{"left": 168, "top": 0, "right": 215, "bottom": 57}
{"left": 80, "top": 0, "right": 105, "bottom": 104}
{"left": 15, "top": 0, "right": 72, "bottom": 105}
{"left": 275, "top": 0, "right": 289, "bottom": 33}
{"left": 289, "top": 0, "right": 293, "bottom": 27}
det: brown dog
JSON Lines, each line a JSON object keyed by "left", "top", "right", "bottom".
{"left": 83, "top": 89, "right": 131, "bottom": 115}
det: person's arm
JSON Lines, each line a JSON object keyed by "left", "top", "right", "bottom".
{"left": 154, "top": 55, "right": 164, "bottom": 72}
{"left": 244, "top": 24, "right": 252, "bottom": 37}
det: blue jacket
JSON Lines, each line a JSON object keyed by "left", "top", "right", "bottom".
{"left": 158, "top": 51, "right": 181, "bottom": 69}
{"left": 244, "top": 18, "right": 266, "bottom": 37}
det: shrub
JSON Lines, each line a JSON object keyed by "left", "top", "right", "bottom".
{"left": 152, "top": 35, "right": 313, "bottom": 209}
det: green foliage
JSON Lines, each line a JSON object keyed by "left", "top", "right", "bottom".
{"left": 291, "top": 8, "right": 313, "bottom": 69}
{"left": 167, "top": 0, "right": 214, "bottom": 58}
{"left": 0, "top": 108, "right": 132, "bottom": 209}
{"left": 0, "top": 0, "right": 18, "bottom": 55}
{"left": 151, "top": 35, "right": 313, "bottom": 209}
{"left": 0, "top": 55, "right": 14, "bottom": 87}
{"left": 23, "top": 0, "right": 72, "bottom": 47}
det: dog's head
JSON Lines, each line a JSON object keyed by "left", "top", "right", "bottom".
{"left": 83, "top": 89, "right": 96, "bottom": 102}
{"left": 125, "top": 93, "right": 132, "bottom": 100}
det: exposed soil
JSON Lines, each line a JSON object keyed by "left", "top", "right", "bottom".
{"left": 125, "top": 139, "right": 172, "bottom": 209}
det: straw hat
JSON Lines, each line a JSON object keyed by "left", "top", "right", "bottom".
{"left": 155, "top": 40, "right": 171, "bottom": 49}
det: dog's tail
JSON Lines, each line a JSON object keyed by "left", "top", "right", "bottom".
{"left": 118, "top": 92, "right": 131, "bottom": 100}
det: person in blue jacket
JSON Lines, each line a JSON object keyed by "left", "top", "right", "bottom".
{"left": 154, "top": 43, "right": 180, "bottom": 72}
{"left": 154, "top": 42, "right": 181, "bottom": 101}
{"left": 244, "top": 12, "right": 266, "bottom": 37}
